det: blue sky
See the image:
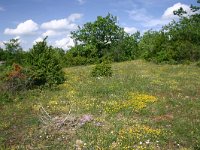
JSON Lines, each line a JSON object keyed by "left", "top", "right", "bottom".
{"left": 0, "top": 0, "right": 198, "bottom": 50}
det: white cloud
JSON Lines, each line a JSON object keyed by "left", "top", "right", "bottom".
{"left": 4, "top": 20, "right": 38, "bottom": 35}
{"left": 14, "top": 36, "right": 20, "bottom": 39}
{"left": 13, "top": 36, "right": 21, "bottom": 43}
{"left": 77, "top": 0, "right": 86, "bottom": 5}
{"left": 162, "top": 3, "right": 193, "bottom": 20}
{"left": 124, "top": 27, "right": 137, "bottom": 34}
{"left": 14, "top": 36, "right": 27, "bottom": 45}
{"left": 42, "top": 30, "right": 65, "bottom": 37}
{"left": 143, "top": 19, "right": 170, "bottom": 27}
{"left": 41, "top": 19, "right": 76, "bottom": 30}
{"left": 33, "top": 37, "right": 43, "bottom": 44}
{"left": 41, "top": 13, "right": 83, "bottom": 31}
{"left": 54, "top": 36, "right": 74, "bottom": 50}
{"left": 68, "top": 13, "right": 83, "bottom": 22}
{"left": 127, "top": 2, "right": 197, "bottom": 29}
{"left": 127, "top": 8, "right": 152, "bottom": 22}
{"left": 0, "top": 41, "right": 4, "bottom": 47}
{"left": 127, "top": 8, "right": 166, "bottom": 28}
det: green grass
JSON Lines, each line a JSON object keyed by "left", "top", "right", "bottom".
{"left": 0, "top": 60, "right": 200, "bottom": 149}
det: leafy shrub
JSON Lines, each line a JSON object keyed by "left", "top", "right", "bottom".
{"left": 172, "top": 41, "right": 200, "bottom": 62}
{"left": 0, "top": 64, "right": 33, "bottom": 104}
{"left": 197, "top": 61, "right": 200, "bottom": 67}
{"left": 5, "top": 63, "right": 32, "bottom": 92}
{"left": 29, "top": 38, "right": 65, "bottom": 87}
{"left": 91, "top": 62, "right": 112, "bottom": 77}
{"left": 64, "top": 44, "right": 98, "bottom": 67}
{"left": 0, "top": 90, "right": 13, "bottom": 104}
{"left": 0, "top": 67, "right": 11, "bottom": 104}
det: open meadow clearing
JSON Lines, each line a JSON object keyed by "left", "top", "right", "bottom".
{"left": 0, "top": 60, "right": 200, "bottom": 149}
{"left": 1, "top": 0, "right": 200, "bottom": 149}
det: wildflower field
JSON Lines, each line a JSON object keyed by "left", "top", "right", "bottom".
{"left": 0, "top": 60, "right": 200, "bottom": 149}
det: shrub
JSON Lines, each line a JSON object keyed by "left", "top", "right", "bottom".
{"left": 4, "top": 63, "right": 32, "bottom": 93}
{"left": 0, "top": 92, "right": 12, "bottom": 104}
{"left": 197, "top": 61, "right": 200, "bottom": 67}
{"left": 91, "top": 62, "right": 112, "bottom": 77}
{"left": 29, "top": 38, "right": 65, "bottom": 87}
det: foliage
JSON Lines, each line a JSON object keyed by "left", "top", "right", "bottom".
{"left": 1, "top": 1, "right": 200, "bottom": 149}
{"left": 1, "top": 2, "right": 200, "bottom": 68}
{"left": 109, "top": 32, "right": 140, "bottom": 62}
{"left": 53, "top": 48, "right": 66, "bottom": 67}
{"left": 5, "top": 63, "right": 32, "bottom": 92}
{"left": 139, "top": 5, "right": 200, "bottom": 63}
{"left": 136, "top": 0, "right": 200, "bottom": 64}
{"left": 1, "top": 60, "right": 200, "bottom": 149}
{"left": 0, "top": 39, "right": 26, "bottom": 65}
{"left": 65, "top": 44, "right": 98, "bottom": 66}
{"left": 66, "top": 14, "right": 141, "bottom": 66}
{"left": 0, "top": 92, "right": 12, "bottom": 104}
{"left": 28, "top": 37, "right": 65, "bottom": 87}
{"left": 0, "top": 47, "right": 4, "bottom": 60}
{"left": 4, "top": 39, "right": 22, "bottom": 54}
{"left": 71, "top": 13, "right": 125, "bottom": 59}
{"left": 0, "top": 66, "right": 11, "bottom": 104}
{"left": 105, "top": 93, "right": 157, "bottom": 113}
{"left": 0, "top": 64, "right": 32, "bottom": 104}
{"left": 197, "top": 61, "right": 200, "bottom": 67}
{"left": 91, "top": 62, "right": 112, "bottom": 77}
{"left": 138, "top": 30, "right": 166, "bottom": 61}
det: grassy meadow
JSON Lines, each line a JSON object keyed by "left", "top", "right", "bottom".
{"left": 0, "top": 60, "right": 200, "bottom": 149}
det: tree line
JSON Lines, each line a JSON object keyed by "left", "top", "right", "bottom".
{"left": 1, "top": 1, "right": 200, "bottom": 66}
{"left": 0, "top": 1, "right": 200, "bottom": 87}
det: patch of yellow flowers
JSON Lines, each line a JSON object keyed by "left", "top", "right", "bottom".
{"left": 110, "top": 124, "right": 162, "bottom": 149}
{"left": 105, "top": 93, "right": 157, "bottom": 113}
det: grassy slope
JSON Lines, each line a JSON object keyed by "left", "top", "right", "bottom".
{"left": 0, "top": 60, "right": 200, "bottom": 149}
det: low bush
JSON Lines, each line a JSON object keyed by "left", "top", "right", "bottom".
{"left": 197, "top": 61, "right": 200, "bottom": 67}
{"left": 0, "top": 92, "right": 12, "bottom": 104}
{"left": 91, "top": 62, "right": 112, "bottom": 77}
{"left": 5, "top": 63, "right": 32, "bottom": 92}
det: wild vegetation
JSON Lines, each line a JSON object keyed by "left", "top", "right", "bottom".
{"left": 1, "top": 2, "right": 200, "bottom": 66}
{"left": 0, "top": 1, "right": 200, "bottom": 149}
{"left": 1, "top": 60, "right": 200, "bottom": 149}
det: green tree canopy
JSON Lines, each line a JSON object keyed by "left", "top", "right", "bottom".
{"left": 2, "top": 38, "right": 25, "bottom": 65}
{"left": 139, "top": 0, "right": 200, "bottom": 63}
{"left": 71, "top": 13, "right": 125, "bottom": 58}
{"left": 4, "top": 38, "right": 22, "bottom": 54}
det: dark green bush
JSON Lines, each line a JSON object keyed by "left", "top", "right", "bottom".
{"left": 64, "top": 44, "right": 98, "bottom": 67}
{"left": 197, "top": 61, "right": 200, "bottom": 67}
{"left": 91, "top": 62, "right": 112, "bottom": 77}
{"left": 29, "top": 38, "right": 64, "bottom": 87}
{"left": 0, "top": 92, "right": 12, "bottom": 104}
